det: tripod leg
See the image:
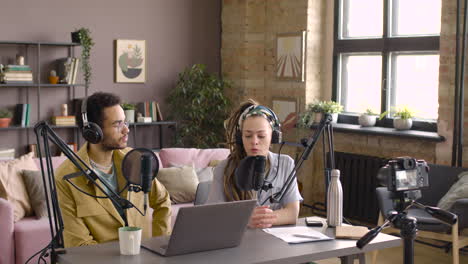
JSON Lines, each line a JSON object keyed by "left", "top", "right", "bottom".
{"left": 452, "top": 222, "right": 459, "bottom": 264}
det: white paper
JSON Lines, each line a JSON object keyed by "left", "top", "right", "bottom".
{"left": 263, "top": 226, "right": 333, "bottom": 244}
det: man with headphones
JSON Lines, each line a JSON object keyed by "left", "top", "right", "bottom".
{"left": 206, "top": 99, "right": 302, "bottom": 229}
{"left": 54, "top": 92, "right": 171, "bottom": 247}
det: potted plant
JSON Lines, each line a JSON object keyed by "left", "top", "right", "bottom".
{"left": 0, "top": 109, "right": 13, "bottom": 128}
{"left": 358, "top": 108, "right": 379, "bottom": 127}
{"left": 392, "top": 106, "right": 414, "bottom": 130}
{"left": 167, "top": 64, "right": 231, "bottom": 148}
{"left": 71, "top": 27, "right": 94, "bottom": 88}
{"left": 322, "top": 101, "right": 343, "bottom": 124}
{"left": 121, "top": 102, "right": 136, "bottom": 124}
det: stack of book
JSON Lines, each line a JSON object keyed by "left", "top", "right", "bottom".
{"left": 56, "top": 57, "right": 80, "bottom": 84}
{"left": 0, "top": 65, "right": 33, "bottom": 84}
{"left": 52, "top": 116, "right": 76, "bottom": 126}
{"left": 136, "top": 101, "right": 163, "bottom": 122}
{"left": 14, "top": 103, "right": 31, "bottom": 127}
{"left": 0, "top": 148, "right": 15, "bottom": 160}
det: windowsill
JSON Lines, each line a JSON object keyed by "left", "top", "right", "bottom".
{"left": 309, "top": 123, "right": 445, "bottom": 142}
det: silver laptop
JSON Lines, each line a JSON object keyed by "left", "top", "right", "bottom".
{"left": 141, "top": 199, "right": 257, "bottom": 256}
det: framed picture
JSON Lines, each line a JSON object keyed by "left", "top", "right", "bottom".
{"left": 115, "top": 39, "right": 146, "bottom": 83}
{"left": 272, "top": 98, "right": 298, "bottom": 130}
{"left": 276, "top": 31, "right": 306, "bottom": 81}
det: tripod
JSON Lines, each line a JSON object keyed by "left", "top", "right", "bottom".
{"left": 356, "top": 190, "right": 457, "bottom": 264}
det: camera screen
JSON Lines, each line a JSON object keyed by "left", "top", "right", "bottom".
{"left": 395, "top": 169, "right": 418, "bottom": 191}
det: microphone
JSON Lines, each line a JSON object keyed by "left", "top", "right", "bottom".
{"left": 141, "top": 153, "right": 153, "bottom": 212}
{"left": 235, "top": 155, "right": 268, "bottom": 191}
{"left": 121, "top": 148, "right": 159, "bottom": 215}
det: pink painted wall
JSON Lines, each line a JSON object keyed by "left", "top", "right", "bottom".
{"left": 0, "top": 0, "right": 221, "bottom": 154}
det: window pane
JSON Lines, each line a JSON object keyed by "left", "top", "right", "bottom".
{"left": 390, "top": 53, "right": 439, "bottom": 119}
{"left": 341, "top": 0, "right": 383, "bottom": 38}
{"left": 391, "top": 0, "right": 441, "bottom": 36}
{"left": 339, "top": 54, "right": 382, "bottom": 114}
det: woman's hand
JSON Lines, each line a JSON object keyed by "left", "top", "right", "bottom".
{"left": 248, "top": 205, "right": 277, "bottom": 229}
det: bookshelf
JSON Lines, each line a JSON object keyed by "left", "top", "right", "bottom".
{"left": 0, "top": 40, "right": 86, "bottom": 156}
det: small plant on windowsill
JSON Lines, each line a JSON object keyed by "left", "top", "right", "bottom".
{"left": 380, "top": 106, "right": 415, "bottom": 130}
{"left": 322, "top": 101, "right": 343, "bottom": 124}
{"left": 358, "top": 108, "right": 379, "bottom": 127}
{"left": 297, "top": 101, "right": 323, "bottom": 128}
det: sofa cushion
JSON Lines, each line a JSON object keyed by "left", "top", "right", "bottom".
{"left": 157, "top": 166, "right": 199, "bottom": 204}
{"left": 437, "top": 171, "right": 468, "bottom": 210}
{"left": 22, "top": 170, "right": 50, "bottom": 219}
{"left": 14, "top": 217, "right": 51, "bottom": 264}
{"left": 158, "top": 148, "right": 229, "bottom": 169}
{"left": 0, "top": 152, "right": 38, "bottom": 222}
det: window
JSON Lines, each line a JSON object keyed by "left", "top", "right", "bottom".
{"left": 333, "top": 0, "right": 441, "bottom": 129}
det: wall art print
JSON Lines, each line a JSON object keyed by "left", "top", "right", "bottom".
{"left": 115, "top": 39, "right": 146, "bottom": 83}
{"left": 276, "top": 31, "right": 305, "bottom": 82}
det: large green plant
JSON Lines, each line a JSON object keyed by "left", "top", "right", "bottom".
{"left": 167, "top": 64, "right": 231, "bottom": 148}
{"left": 74, "top": 27, "right": 94, "bottom": 87}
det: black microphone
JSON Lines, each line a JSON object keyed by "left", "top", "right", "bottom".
{"left": 235, "top": 155, "right": 267, "bottom": 191}
{"left": 141, "top": 154, "right": 152, "bottom": 212}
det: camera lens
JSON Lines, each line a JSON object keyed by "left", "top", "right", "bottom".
{"left": 403, "top": 158, "right": 416, "bottom": 170}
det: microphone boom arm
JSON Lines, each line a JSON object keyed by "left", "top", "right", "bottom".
{"left": 269, "top": 113, "right": 334, "bottom": 204}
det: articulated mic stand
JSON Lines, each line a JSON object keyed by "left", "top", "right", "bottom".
{"left": 266, "top": 113, "right": 335, "bottom": 204}
{"left": 33, "top": 121, "right": 139, "bottom": 263}
{"left": 356, "top": 190, "right": 457, "bottom": 264}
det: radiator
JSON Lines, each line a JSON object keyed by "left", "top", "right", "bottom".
{"left": 332, "top": 152, "right": 387, "bottom": 224}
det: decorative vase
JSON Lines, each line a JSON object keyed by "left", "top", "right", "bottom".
{"left": 358, "top": 115, "right": 377, "bottom": 127}
{"left": 49, "top": 76, "right": 59, "bottom": 84}
{"left": 0, "top": 118, "right": 12, "bottom": 128}
{"left": 393, "top": 118, "right": 412, "bottom": 130}
{"left": 313, "top": 112, "right": 323, "bottom": 123}
{"left": 330, "top": 113, "right": 339, "bottom": 124}
{"left": 71, "top": 31, "right": 80, "bottom": 43}
{"left": 124, "top": 110, "right": 135, "bottom": 124}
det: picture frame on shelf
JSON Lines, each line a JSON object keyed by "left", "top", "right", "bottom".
{"left": 276, "top": 31, "right": 306, "bottom": 82}
{"left": 272, "top": 97, "right": 298, "bottom": 131}
{"left": 115, "top": 39, "right": 146, "bottom": 83}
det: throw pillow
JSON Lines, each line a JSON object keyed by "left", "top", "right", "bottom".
{"left": 437, "top": 171, "right": 468, "bottom": 210}
{"left": 208, "top": 159, "right": 223, "bottom": 167}
{"left": 0, "top": 152, "right": 38, "bottom": 222}
{"left": 21, "top": 170, "right": 50, "bottom": 219}
{"left": 157, "top": 166, "right": 199, "bottom": 204}
{"left": 168, "top": 162, "right": 214, "bottom": 182}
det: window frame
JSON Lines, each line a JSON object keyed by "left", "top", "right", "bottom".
{"left": 332, "top": 0, "right": 440, "bottom": 132}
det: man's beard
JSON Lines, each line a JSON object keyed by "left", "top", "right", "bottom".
{"left": 100, "top": 139, "right": 126, "bottom": 151}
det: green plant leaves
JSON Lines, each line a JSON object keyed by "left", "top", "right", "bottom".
{"left": 167, "top": 64, "right": 231, "bottom": 148}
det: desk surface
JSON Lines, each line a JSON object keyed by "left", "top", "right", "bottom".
{"left": 58, "top": 219, "right": 401, "bottom": 264}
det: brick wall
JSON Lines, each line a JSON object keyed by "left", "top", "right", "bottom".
{"left": 222, "top": 0, "right": 460, "bottom": 211}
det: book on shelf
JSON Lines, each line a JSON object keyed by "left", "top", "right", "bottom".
{"left": 156, "top": 102, "right": 163, "bottom": 121}
{"left": 5, "top": 65, "right": 32, "bottom": 71}
{"left": 2, "top": 72, "right": 33, "bottom": 78}
{"left": 13, "top": 103, "right": 30, "bottom": 127}
{"left": 52, "top": 115, "right": 76, "bottom": 126}
{"left": 136, "top": 101, "right": 164, "bottom": 122}
{"left": 56, "top": 57, "right": 73, "bottom": 84}
{"left": 70, "top": 57, "right": 80, "bottom": 84}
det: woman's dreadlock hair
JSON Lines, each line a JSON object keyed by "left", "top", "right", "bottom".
{"left": 223, "top": 98, "right": 260, "bottom": 201}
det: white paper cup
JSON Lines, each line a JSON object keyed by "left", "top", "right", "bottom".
{"left": 118, "top": 226, "right": 142, "bottom": 255}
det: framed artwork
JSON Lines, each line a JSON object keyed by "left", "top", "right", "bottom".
{"left": 115, "top": 39, "right": 146, "bottom": 83}
{"left": 272, "top": 98, "right": 298, "bottom": 130}
{"left": 276, "top": 31, "right": 306, "bottom": 81}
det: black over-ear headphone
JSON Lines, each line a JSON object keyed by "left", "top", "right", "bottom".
{"left": 81, "top": 97, "right": 103, "bottom": 144}
{"left": 235, "top": 105, "right": 282, "bottom": 146}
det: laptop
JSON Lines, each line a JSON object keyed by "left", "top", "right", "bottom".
{"left": 141, "top": 199, "right": 257, "bottom": 256}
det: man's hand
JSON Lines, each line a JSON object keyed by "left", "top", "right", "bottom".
{"left": 248, "top": 205, "right": 277, "bottom": 229}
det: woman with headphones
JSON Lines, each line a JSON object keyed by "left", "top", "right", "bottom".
{"left": 206, "top": 99, "right": 302, "bottom": 229}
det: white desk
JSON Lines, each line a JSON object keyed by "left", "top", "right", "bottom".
{"left": 57, "top": 219, "right": 401, "bottom": 264}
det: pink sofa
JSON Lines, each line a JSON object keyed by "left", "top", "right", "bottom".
{"left": 0, "top": 148, "right": 229, "bottom": 264}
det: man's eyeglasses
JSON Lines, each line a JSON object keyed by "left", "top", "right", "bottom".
{"left": 111, "top": 121, "right": 129, "bottom": 131}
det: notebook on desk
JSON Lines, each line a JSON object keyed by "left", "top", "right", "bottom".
{"left": 141, "top": 199, "right": 257, "bottom": 256}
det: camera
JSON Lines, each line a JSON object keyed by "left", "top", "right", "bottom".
{"left": 377, "top": 157, "right": 429, "bottom": 192}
